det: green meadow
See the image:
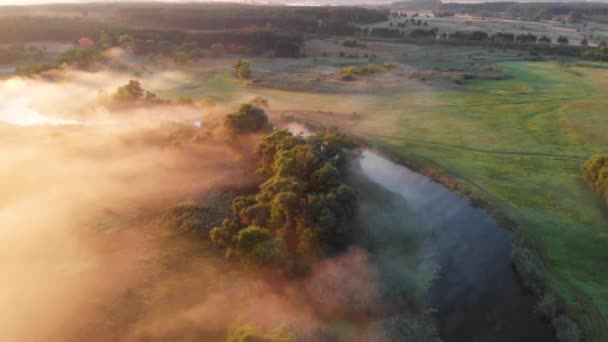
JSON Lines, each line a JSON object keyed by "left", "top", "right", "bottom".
{"left": 357, "top": 61, "right": 608, "bottom": 335}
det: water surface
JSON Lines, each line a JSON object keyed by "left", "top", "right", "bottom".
{"left": 359, "top": 150, "right": 554, "bottom": 342}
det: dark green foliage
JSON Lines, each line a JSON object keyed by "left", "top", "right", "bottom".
{"left": 210, "top": 128, "right": 358, "bottom": 270}
{"left": 582, "top": 154, "right": 608, "bottom": 206}
{"left": 111, "top": 80, "right": 170, "bottom": 106}
{"left": 224, "top": 104, "right": 270, "bottom": 134}
{"left": 236, "top": 226, "right": 287, "bottom": 265}
{"left": 114, "top": 80, "right": 145, "bottom": 102}
{"left": 557, "top": 36, "right": 570, "bottom": 45}
{"left": 56, "top": 48, "right": 103, "bottom": 68}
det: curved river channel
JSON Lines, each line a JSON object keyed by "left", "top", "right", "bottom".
{"left": 359, "top": 150, "right": 555, "bottom": 342}
{"left": 284, "top": 121, "right": 554, "bottom": 341}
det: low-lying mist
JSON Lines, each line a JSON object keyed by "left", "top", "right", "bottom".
{"left": 0, "top": 66, "right": 437, "bottom": 342}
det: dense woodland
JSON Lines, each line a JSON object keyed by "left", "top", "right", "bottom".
{"left": 213, "top": 109, "right": 359, "bottom": 271}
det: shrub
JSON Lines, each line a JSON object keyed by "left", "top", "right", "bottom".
{"left": 552, "top": 315, "right": 581, "bottom": 342}
{"left": 233, "top": 59, "right": 251, "bottom": 79}
{"left": 512, "top": 247, "right": 546, "bottom": 295}
{"left": 343, "top": 37, "right": 359, "bottom": 47}
{"left": 537, "top": 292, "right": 559, "bottom": 319}
{"left": 582, "top": 154, "right": 608, "bottom": 206}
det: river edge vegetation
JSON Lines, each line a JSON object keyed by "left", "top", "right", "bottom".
{"left": 3, "top": 2, "right": 608, "bottom": 341}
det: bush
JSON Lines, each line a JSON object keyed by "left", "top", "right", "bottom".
{"left": 582, "top": 154, "right": 608, "bottom": 206}
{"left": 552, "top": 315, "right": 581, "bottom": 342}
{"left": 512, "top": 247, "right": 546, "bottom": 295}
{"left": 343, "top": 37, "right": 359, "bottom": 47}
{"left": 338, "top": 63, "right": 390, "bottom": 80}
{"left": 233, "top": 59, "right": 251, "bottom": 79}
{"left": 537, "top": 292, "right": 559, "bottom": 319}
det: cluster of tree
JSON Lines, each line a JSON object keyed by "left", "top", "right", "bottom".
{"left": 394, "top": 18, "right": 428, "bottom": 27}
{"left": 409, "top": 28, "right": 439, "bottom": 39}
{"left": 0, "top": 16, "right": 303, "bottom": 59}
{"left": 444, "top": 30, "right": 569, "bottom": 45}
{"left": 223, "top": 104, "right": 271, "bottom": 134}
{"left": 583, "top": 154, "right": 608, "bottom": 206}
{"left": 15, "top": 47, "right": 104, "bottom": 77}
{"left": 111, "top": 80, "right": 170, "bottom": 106}
{"left": 581, "top": 46, "right": 608, "bottom": 61}
{"left": 233, "top": 59, "right": 252, "bottom": 80}
{"left": 339, "top": 63, "right": 392, "bottom": 80}
{"left": 210, "top": 127, "right": 359, "bottom": 271}
{"left": 366, "top": 27, "right": 403, "bottom": 38}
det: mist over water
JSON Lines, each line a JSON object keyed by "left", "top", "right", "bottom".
{"left": 359, "top": 150, "right": 555, "bottom": 342}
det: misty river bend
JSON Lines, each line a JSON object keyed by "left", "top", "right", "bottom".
{"left": 360, "top": 150, "right": 555, "bottom": 342}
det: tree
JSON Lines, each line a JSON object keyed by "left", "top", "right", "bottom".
{"left": 233, "top": 59, "right": 251, "bottom": 79}
{"left": 224, "top": 104, "right": 270, "bottom": 134}
{"left": 581, "top": 38, "right": 588, "bottom": 46}
{"left": 557, "top": 36, "right": 569, "bottom": 45}
{"left": 114, "top": 80, "right": 144, "bottom": 102}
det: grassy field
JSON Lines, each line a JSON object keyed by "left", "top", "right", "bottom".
{"left": 353, "top": 60, "right": 608, "bottom": 337}
{"left": 159, "top": 48, "right": 608, "bottom": 337}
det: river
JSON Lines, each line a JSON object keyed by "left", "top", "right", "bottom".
{"left": 359, "top": 150, "right": 555, "bottom": 341}
{"left": 283, "top": 121, "right": 554, "bottom": 341}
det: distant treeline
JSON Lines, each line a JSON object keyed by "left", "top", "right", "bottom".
{"left": 115, "top": 4, "right": 388, "bottom": 34}
{"left": 0, "top": 16, "right": 303, "bottom": 58}
{"left": 363, "top": 26, "right": 607, "bottom": 59}
{"left": 0, "top": 4, "right": 388, "bottom": 42}
{"left": 438, "top": 2, "right": 608, "bottom": 21}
